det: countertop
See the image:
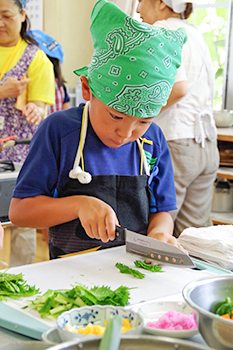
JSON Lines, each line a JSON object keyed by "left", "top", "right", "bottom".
{"left": 0, "top": 245, "right": 229, "bottom": 347}
{"left": 217, "top": 126, "right": 233, "bottom": 141}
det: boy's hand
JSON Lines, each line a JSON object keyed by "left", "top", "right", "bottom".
{"left": 77, "top": 196, "right": 119, "bottom": 243}
{"left": 147, "top": 231, "right": 188, "bottom": 254}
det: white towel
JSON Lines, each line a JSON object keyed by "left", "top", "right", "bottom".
{"left": 177, "top": 225, "right": 233, "bottom": 270}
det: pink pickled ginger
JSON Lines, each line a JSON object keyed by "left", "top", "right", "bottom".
{"left": 146, "top": 310, "right": 197, "bottom": 331}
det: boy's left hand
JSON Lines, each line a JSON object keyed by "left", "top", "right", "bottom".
{"left": 147, "top": 231, "right": 188, "bottom": 254}
{"left": 147, "top": 212, "right": 188, "bottom": 254}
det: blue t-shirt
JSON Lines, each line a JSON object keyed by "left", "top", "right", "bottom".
{"left": 13, "top": 104, "right": 176, "bottom": 213}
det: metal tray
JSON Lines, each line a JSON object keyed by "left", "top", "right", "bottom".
{"left": 46, "top": 335, "right": 215, "bottom": 350}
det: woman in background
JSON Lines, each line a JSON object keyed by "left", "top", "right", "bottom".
{"left": 0, "top": 0, "right": 55, "bottom": 162}
{"left": 0, "top": 0, "right": 55, "bottom": 266}
{"left": 137, "top": 0, "right": 219, "bottom": 237}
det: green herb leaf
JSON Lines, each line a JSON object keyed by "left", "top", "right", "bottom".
{"left": 134, "top": 260, "right": 164, "bottom": 272}
{"left": 0, "top": 271, "right": 40, "bottom": 301}
{"left": 98, "top": 315, "right": 122, "bottom": 350}
{"left": 216, "top": 297, "right": 233, "bottom": 318}
{"left": 26, "top": 283, "right": 131, "bottom": 319}
{"left": 115, "top": 263, "right": 145, "bottom": 279}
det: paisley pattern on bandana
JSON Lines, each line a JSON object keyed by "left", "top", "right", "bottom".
{"left": 74, "top": 0, "right": 187, "bottom": 118}
{"left": 90, "top": 17, "right": 185, "bottom": 74}
{"left": 108, "top": 81, "right": 171, "bottom": 118}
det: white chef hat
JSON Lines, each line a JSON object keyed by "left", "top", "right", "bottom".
{"left": 162, "top": 0, "right": 194, "bottom": 14}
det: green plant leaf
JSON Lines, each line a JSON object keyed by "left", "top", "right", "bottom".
{"left": 115, "top": 263, "right": 145, "bottom": 279}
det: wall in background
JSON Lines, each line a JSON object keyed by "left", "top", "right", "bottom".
{"left": 43, "top": 0, "right": 97, "bottom": 89}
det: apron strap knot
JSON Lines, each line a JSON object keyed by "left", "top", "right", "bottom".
{"left": 194, "top": 110, "right": 217, "bottom": 148}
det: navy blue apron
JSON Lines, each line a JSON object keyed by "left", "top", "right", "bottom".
{"left": 49, "top": 103, "right": 152, "bottom": 258}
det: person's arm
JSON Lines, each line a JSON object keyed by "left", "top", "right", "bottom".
{"left": 0, "top": 77, "right": 31, "bottom": 100}
{"left": 160, "top": 80, "right": 188, "bottom": 112}
{"left": 9, "top": 194, "right": 118, "bottom": 243}
{"left": 62, "top": 102, "right": 70, "bottom": 110}
{"left": 147, "top": 212, "right": 186, "bottom": 251}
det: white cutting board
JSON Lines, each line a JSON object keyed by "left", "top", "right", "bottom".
{"left": 2, "top": 246, "right": 218, "bottom": 329}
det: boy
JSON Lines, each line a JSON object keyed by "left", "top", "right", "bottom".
{"left": 9, "top": 0, "right": 187, "bottom": 258}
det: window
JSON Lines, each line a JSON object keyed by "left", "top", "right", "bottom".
{"left": 190, "top": 0, "right": 232, "bottom": 110}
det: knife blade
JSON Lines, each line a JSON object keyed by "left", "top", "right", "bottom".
{"left": 115, "top": 226, "right": 195, "bottom": 268}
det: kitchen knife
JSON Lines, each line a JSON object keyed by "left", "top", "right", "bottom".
{"left": 115, "top": 226, "right": 195, "bottom": 268}
{"left": 0, "top": 139, "right": 31, "bottom": 153}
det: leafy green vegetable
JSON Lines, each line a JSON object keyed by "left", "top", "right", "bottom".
{"left": 134, "top": 260, "right": 164, "bottom": 272}
{"left": 115, "top": 263, "right": 145, "bottom": 279}
{"left": 216, "top": 297, "right": 233, "bottom": 318}
{"left": 0, "top": 271, "right": 40, "bottom": 301}
{"left": 25, "top": 283, "right": 131, "bottom": 319}
{"left": 98, "top": 315, "right": 122, "bottom": 350}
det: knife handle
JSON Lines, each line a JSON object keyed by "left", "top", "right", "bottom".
{"left": 115, "top": 226, "right": 125, "bottom": 241}
{"left": 14, "top": 139, "right": 31, "bottom": 145}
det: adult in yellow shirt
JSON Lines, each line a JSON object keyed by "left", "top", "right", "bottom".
{"left": 0, "top": 0, "right": 55, "bottom": 267}
{"left": 0, "top": 0, "right": 55, "bottom": 163}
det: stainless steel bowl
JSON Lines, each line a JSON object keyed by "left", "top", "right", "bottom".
{"left": 46, "top": 335, "right": 215, "bottom": 350}
{"left": 0, "top": 341, "right": 51, "bottom": 350}
{"left": 183, "top": 275, "right": 233, "bottom": 350}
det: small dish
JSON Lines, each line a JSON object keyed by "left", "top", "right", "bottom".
{"left": 57, "top": 305, "right": 143, "bottom": 342}
{"left": 137, "top": 301, "right": 198, "bottom": 339}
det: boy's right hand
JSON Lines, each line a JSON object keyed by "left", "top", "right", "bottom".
{"left": 1, "top": 77, "right": 31, "bottom": 99}
{"left": 77, "top": 196, "right": 118, "bottom": 243}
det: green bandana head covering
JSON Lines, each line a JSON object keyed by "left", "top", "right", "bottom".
{"left": 74, "top": 0, "right": 187, "bottom": 118}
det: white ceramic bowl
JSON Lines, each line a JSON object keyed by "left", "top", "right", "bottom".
{"left": 136, "top": 300, "right": 198, "bottom": 339}
{"left": 56, "top": 305, "right": 143, "bottom": 342}
{"left": 213, "top": 110, "right": 233, "bottom": 128}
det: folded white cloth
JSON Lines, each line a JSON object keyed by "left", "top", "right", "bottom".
{"left": 177, "top": 225, "right": 233, "bottom": 270}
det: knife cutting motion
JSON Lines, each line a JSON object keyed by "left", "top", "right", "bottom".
{"left": 115, "top": 226, "right": 195, "bottom": 268}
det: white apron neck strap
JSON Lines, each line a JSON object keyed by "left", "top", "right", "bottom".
{"left": 72, "top": 101, "right": 89, "bottom": 171}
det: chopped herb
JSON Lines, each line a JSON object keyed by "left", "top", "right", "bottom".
{"left": 0, "top": 271, "right": 40, "bottom": 301}
{"left": 134, "top": 260, "right": 164, "bottom": 272}
{"left": 25, "top": 283, "right": 131, "bottom": 319}
{"left": 115, "top": 263, "right": 145, "bottom": 279}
